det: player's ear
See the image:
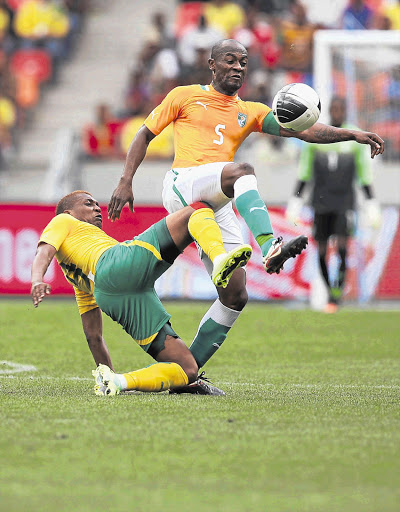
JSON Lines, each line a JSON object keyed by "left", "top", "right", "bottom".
{"left": 208, "top": 58, "right": 215, "bottom": 71}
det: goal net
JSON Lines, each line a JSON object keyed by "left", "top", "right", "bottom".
{"left": 314, "top": 30, "right": 400, "bottom": 163}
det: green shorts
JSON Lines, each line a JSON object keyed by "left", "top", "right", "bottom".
{"left": 94, "top": 218, "right": 178, "bottom": 353}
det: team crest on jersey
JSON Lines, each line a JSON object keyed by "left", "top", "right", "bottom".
{"left": 238, "top": 113, "right": 247, "bottom": 127}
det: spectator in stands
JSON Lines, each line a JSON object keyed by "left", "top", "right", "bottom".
{"left": 120, "top": 68, "right": 152, "bottom": 118}
{"left": 0, "top": 0, "right": 17, "bottom": 54}
{"left": 140, "top": 33, "right": 180, "bottom": 105}
{"left": 62, "top": 0, "right": 90, "bottom": 56}
{"left": 0, "top": 92, "right": 17, "bottom": 168}
{"left": 378, "top": 0, "right": 400, "bottom": 30}
{"left": 245, "top": 68, "right": 272, "bottom": 106}
{"left": 232, "top": 7, "right": 280, "bottom": 72}
{"left": 204, "top": 0, "right": 246, "bottom": 37}
{"left": 13, "top": 0, "right": 71, "bottom": 79}
{"left": 82, "top": 103, "right": 115, "bottom": 158}
{"left": 0, "top": 51, "right": 17, "bottom": 103}
{"left": 149, "top": 10, "right": 176, "bottom": 50}
{"left": 252, "top": 0, "right": 293, "bottom": 16}
{"left": 340, "top": 0, "right": 375, "bottom": 30}
{"left": 179, "top": 39, "right": 212, "bottom": 86}
{"left": 178, "top": 14, "right": 223, "bottom": 67}
{"left": 277, "top": 0, "right": 316, "bottom": 85}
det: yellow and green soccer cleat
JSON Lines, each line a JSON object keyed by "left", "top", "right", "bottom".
{"left": 92, "top": 364, "right": 121, "bottom": 396}
{"left": 211, "top": 244, "right": 252, "bottom": 288}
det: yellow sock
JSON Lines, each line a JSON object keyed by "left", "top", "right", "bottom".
{"left": 188, "top": 208, "right": 226, "bottom": 262}
{"left": 122, "top": 362, "right": 188, "bottom": 392}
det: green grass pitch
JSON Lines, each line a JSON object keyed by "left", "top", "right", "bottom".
{"left": 1, "top": 299, "right": 399, "bottom": 512}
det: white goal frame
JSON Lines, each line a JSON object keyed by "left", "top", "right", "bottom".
{"left": 313, "top": 30, "right": 400, "bottom": 124}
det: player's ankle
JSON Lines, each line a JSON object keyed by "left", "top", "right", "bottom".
{"left": 257, "top": 234, "right": 275, "bottom": 256}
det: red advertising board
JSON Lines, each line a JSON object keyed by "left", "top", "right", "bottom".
{"left": 0, "top": 203, "right": 399, "bottom": 301}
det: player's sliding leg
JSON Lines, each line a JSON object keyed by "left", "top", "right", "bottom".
{"left": 93, "top": 362, "right": 189, "bottom": 395}
{"left": 188, "top": 203, "right": 252, "bottom": 288}
{"left": 233, "top": 174, "right": 308, "bottom": 274}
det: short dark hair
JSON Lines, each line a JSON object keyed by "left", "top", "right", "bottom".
{"left": 210, "top": 39, "right": 247, "bottom": 60}
{"left": 56, "top": 190, "right": 91, "bottom": 215}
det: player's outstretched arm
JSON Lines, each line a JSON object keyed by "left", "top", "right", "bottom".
{"left": 31, "top": 243, "right": 56, "bottom": 307}
{"left": 108, "top": 125, "right": 156, "bottom": 222}
{"left": 280, "top": 122, "right": 384, "bottom": 159}
{"left": 81, "top": 308, "right": 114, "bottom": 370}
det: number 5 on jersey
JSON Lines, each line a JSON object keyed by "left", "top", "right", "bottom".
{"left": 213, "top": 124, "right": 226, "bottom": 145}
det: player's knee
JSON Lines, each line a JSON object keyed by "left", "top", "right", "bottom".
{"left": 235, "top": 162, "right": 255, "bottom": 177}
{"left": 222, "top": 162, "right": 255, "bottom": 197}
{"left": 220, "top": 286, "right": 248, "bottom": 310}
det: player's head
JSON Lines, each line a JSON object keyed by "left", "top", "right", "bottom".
{"left": 209, "top": 39, "right": 248, "bottom": 95}
{"left": 329, "top": 96, "right": 346, "bottom": 127}
{"left": 56, "top": 190, "right": 102, "bottom": 228}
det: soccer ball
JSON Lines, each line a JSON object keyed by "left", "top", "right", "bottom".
{"left": 272, "top": 83, "right": 321, "bottom": 132}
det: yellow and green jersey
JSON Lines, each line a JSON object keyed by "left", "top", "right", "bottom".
{"left": 39, "top": 214, "right": 118, "bottom": 314}
{"left": 144, "top": 83, "right": 279, "bottom": 168}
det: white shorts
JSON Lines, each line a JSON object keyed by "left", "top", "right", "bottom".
{"left": 162, "top": 162, "right": 244, "bottom": 275}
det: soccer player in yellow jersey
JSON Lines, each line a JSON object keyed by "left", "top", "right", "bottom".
{"left": 108, "top": 39, "right": 384, "bottom": 373}
{"left": 31, "top": 190, "right": 253, "bottom": 395}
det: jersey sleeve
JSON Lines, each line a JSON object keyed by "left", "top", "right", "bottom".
{"left": 144, "top": 86, "right": 186, "bottom": 136}
{"left": 74, "top": 286, "right": 98, "bottom": 315}
{"left": 261, "top": 110, "right": 281, "bottom": 136}
{"left": 246, "top": 101, "right": 273, "bottom": 133}
{"left": 39, "top": 214, "right": 75, "bottom": 250}
{"left": 298, "top": 143, "right": 315, "bottom": 182}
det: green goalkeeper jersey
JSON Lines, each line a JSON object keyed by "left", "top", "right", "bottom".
{"left": 298, "top": 123, "right": 373, "bottom": 213}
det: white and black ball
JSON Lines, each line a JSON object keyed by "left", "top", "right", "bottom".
{"left": 272, "top": 83, "right": 321, "bottom": 132}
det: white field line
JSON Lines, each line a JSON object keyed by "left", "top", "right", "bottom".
{"left": 0, "top": 374, "right": 92, "bottom": 381}
{"left": 0, "top": 360, "right": 37, "bottom": 374}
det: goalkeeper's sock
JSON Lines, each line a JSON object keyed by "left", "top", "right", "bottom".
{"left": 234, "top": 175, "right": 275, "bottom": 256}
{"left": 338, "top": 246, "right": 347, "bottom": 289}
{"left": 121, "top": 363, "right": 188, "bottom": 392}
{"left": 189, "top": 299, "right": 241, "bottom": 368}
{"left": 188, "top": 207, "right": 226, "bottom": 262}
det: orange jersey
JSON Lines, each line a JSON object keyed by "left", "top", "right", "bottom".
{"left": 144, "top": 84, "right": 271, "bottom": 168}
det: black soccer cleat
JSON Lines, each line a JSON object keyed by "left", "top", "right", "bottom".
{"left": 263, "top": 235, "right": 308, "bottom": 274}
{"left": 169, "top": 371, "right": 226, "bottom": 396}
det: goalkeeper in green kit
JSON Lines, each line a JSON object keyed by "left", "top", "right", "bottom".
{"left": 286, "top": 97, "right": 382, "bottom": 313}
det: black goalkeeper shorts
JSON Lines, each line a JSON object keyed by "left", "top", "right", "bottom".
{"left": 313, "top": 211, "right": 354, "bottom": 241}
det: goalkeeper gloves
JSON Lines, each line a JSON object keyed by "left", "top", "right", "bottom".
{"left": 286, "top": 196, "right": 303, "bottom": 225}
{"left": 364, "top": 198, "right": 382, "bottom": 229}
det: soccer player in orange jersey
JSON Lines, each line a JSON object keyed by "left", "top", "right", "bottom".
{"left": 108, "top": 39, "right": 384, "bottom": 377}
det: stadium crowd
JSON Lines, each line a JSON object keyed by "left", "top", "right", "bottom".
{"left": 0, "top": 0, "right": 89, "bottom": 169}
{"left": 80, "top": 0, "right": 400, "bottom": 160}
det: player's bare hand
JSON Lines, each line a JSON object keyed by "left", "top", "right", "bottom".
{"left": 108, "top": 180, "right": 134, "bottom": 222}
{"left": 354, "top": 131, "right": 384, "bottom": 159}
{"left": 31, "top": 281, "right": 51, "bottom": 308}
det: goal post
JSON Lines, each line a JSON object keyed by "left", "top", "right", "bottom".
{"left": 314, "top": 30, "right": 400, "bottom": 163}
